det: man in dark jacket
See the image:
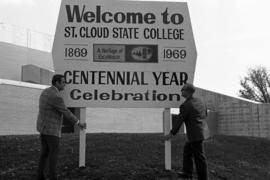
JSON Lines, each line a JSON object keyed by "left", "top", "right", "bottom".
{"left": 165, "top": 83, "right": 209, "bottom": 180}
{"left": 36, "top": 74, "right": 86, "bottom": 180}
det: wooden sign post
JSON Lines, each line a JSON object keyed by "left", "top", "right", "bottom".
{"left": 163, "top": 108, "right": 171, "bottom": 170}
{"left": 79, "top": 108, "right": 86, "bottom": 167}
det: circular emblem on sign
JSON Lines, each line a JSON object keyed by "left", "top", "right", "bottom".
{"left": 131, "top": 46, "right": 153, "bottom": 61}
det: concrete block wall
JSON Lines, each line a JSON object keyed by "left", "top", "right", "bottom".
{"left": 196, "top": 87, "right": 239, "bottom": 111}
{"left": 258, "top": 104, "right": 270, "bottom": 137}
{"left": 217, "top": 100, "right": 260, "bottom": 136}
{"left": 196, "top": 87, "right": 270, "bottom": 138}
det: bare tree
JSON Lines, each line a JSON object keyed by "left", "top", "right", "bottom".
{"left": 239, "top": 66, "right": 270, "bottom": 103}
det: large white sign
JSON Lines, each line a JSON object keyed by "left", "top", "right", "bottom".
{"left": 52, "top": 0, "right": 197, "bottom": 108}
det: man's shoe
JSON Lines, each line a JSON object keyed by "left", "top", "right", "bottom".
{"left": 177, "top": 171, "right": 193, "bottom": 179}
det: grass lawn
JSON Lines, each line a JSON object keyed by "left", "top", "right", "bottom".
{"left": 1, "top": 133, "right": 270, "bottom": 180}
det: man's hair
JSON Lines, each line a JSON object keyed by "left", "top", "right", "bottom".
{"left": 52, "top": 74, "right": 65, "bottom": 85}
{"left": 182, "top": 83, "right": 196, "bottom": 93}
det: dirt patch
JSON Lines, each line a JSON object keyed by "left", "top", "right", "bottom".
{"left": 1, "top": 134, "right": 270, "bottom": 180}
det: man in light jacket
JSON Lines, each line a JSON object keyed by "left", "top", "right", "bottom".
{"left": 165, "top": 83, "right": 209, "bottom": 180}
{"left": 36, "top": 74, "right": 86, "bottom": 180}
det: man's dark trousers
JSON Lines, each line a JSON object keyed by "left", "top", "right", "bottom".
{"left": 37, "top": 134, "right": 60, "bottom": 180}
{"left": 182, "top": 141, "right": 208, "bottom": 180}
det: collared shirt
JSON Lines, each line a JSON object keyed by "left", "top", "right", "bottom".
{"left": 52, "top": 86, "right": 59, "bottom": 93}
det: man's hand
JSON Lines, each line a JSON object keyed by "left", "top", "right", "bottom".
{"left": 78, "top": 123, "right": 87, "bottom": 130}
{"left": 164, "top": 132, "right": 173, "bottom": 141}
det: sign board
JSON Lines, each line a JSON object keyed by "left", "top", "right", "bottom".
{"left": 52, "top": 0, "right": 197, "bottom": 108}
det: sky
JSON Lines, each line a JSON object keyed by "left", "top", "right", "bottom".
{"left": 0, "top": 0, "right": 269, "bottom": 97}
